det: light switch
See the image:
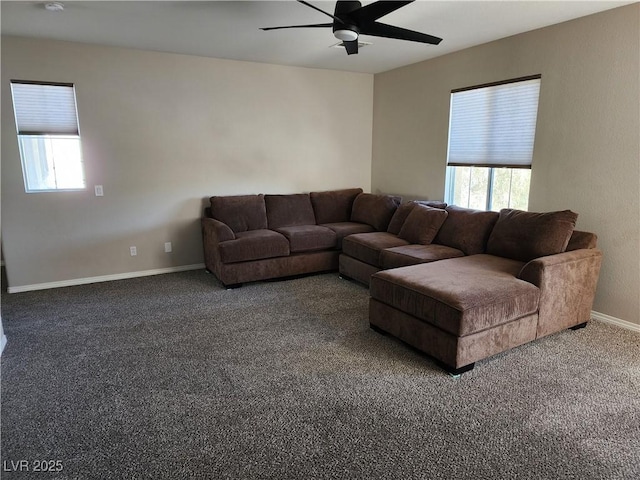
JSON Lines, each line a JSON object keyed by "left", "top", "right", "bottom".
{"left": 95, "top": 185, "right": 104, "bottom": 197}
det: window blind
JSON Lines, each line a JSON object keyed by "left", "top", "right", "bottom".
{"left": 10, "top": 81, "right": 79, "bottom": 135}
{"left": 447, "top": 76, "right": 541, "bottom": 168}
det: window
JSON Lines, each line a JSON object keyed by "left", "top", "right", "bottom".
{"left": 444, "top": 75, "right": 541, "bottom": 211}
{"left": 10, "top": 80, "right": 85, "bottom": 192}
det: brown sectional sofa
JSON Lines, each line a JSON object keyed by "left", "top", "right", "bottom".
{"left": 202, "top": 189, "right": 602, "bottom": 376}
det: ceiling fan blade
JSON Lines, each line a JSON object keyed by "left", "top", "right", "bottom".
{"left": 297, "top": 0, "right": 345, "bottom": 25}
{"left": 343, "top": 40, "right": 359, "bottom": 55}
{"left": 360, "top": 22, "right": 442, "bottom": 45}
{"left": 351, "top": 1, "right": 415, "bottom": 23}
{"left": 260, "top": 23, "right": 332, "bottom": 31}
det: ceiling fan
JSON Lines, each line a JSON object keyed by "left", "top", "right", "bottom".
{"left": 260, "top": 0, "right": 442, "bottom": 55}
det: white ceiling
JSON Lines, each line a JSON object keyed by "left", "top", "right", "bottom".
{"left": 1, "top": 0, "right": 634, "bottom": 74}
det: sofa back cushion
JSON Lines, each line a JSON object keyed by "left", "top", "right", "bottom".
{"left": 397, "top": 205, "right": 449, "bottom": 245}
{"left": 351, "top": 193, "right": 402, "bottom": 231}
{"left": 416, "top": 200, "right": 447, "bottom": 210}
{"left": 434, "top": 205, "right": 499, "bottom": 255}
{"left": 486, "top": 208, "right": 578, "bottom": 261}
{"left": 210, "top": 194, "right": 267, "bottom": 233}
{"left": 387, "top": 200, "right": 447, "bottom": 235}
{"left": 566, "top": 230, "right": 598, "bottom": 251}
{"left": 265, "top": 194, "right": 316, "bottom": 229}
{"left": 310, "top": 188, "right": 363, "bottom": 224}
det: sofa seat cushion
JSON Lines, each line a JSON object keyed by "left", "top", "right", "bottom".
{"left": 380, "top": 244, "right": 465, "bottom": 269}
{"left": 320, "top": 222, "right": 375, "bottom": 248}
{"left": 342, "top": 232, "right": 410, "bottom": 267}
{"left": 218, "top": 229, "right": 290, "bottom": 264}
{"left": 370, "top": 254, "right": 539, "bottom": 336}
{"left": 275, "top": 225, "right": 337, "bottom": 253}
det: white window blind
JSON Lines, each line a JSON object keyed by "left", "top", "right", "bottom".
{"left": 447, "top": 76, "right": 541, "bottom": 168}
{"left": 10, "top": 81, "right": 79, "bottom": 135}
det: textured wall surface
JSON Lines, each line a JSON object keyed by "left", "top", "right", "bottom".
{"left": 372, "top": 5, "right": 640, "bottom": 325}
{"left": 1, "top": 37, "right": 373, "bottom": 289}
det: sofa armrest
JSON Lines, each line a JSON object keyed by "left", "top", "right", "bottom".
{"left": 201, "top": 217, "right": 235, "bottom": 274}
{"left": 202, "top": 217, "right": 235, "bottom": 243}
{"left": 518, "top": 249, "right": 602, "bottom": 338}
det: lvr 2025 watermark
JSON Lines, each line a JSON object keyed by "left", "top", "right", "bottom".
{"left": 3, "top": 460, "right": 64, "bottom": 473}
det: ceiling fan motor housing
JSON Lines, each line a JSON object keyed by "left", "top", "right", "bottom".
{"left": 260, "top": 1, "right": 443, "bottom": 56}
{"left": 332, "top": 0, "right": 362, "bottom": 41}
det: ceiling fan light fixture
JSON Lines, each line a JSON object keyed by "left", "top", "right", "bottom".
{"left": 333, "top": 29, "right": 358, "bottom": 42}
{"left": 44, "top": 2, "right": 65, "bottom": 12}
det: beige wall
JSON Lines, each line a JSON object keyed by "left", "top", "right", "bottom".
{"left": 372, "top": 4, "right": 640, "bottom": 326}
{"left": 1, "top": 37, "right": 373, "bottom": 289}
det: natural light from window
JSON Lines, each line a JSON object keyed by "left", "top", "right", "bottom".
{"left": 18, "top": 135, "right": 85, "bottom": 191}
{"left": 446, "top": 166, "right": 530, "bottom": 212}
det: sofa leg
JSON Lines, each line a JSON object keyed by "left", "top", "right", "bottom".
{"left": 433, "top": 359, "right": 475, "bottom": 377}
{"left": 369, "top": 323, "right": 388, "bottom": 336}
{"left": 569, "top": 322, "right": 588, "bottom": 330}
{"left": 339, "top": 274, "right": 355, "bottom": 283}
{"left": 225, "top": 283, "right": 243, "bottom": 290}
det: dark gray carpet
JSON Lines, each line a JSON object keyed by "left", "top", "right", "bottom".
{"left": 1, "top": 270, "right": 639, "bottom": 479}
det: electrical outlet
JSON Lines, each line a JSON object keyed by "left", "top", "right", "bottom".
{"left": 164, "top": 242, "right": 172, "bottom": 253}
{"left": 130, "top": 246, "right": 137, "bottom": 256}
{"left": 95, "top": 185, "right": 104, "bottom": 196}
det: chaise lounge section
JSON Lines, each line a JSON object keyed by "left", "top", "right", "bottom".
{"left": 367, "top": 208, "right": 602, "bottom": 374}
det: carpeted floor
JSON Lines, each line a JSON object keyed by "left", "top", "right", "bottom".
{"left": 1, "top": 270, "right": 639, "bottom": 479}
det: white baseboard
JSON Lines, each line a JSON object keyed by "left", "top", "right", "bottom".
{"left": 592, "top": 310, "right": 640, "bottom": 333}
{"left": 0, "top": 334, "right": 7, "bottom": 356}
{"left": 6, "top": 264, "right": 205, "bottom": 294}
